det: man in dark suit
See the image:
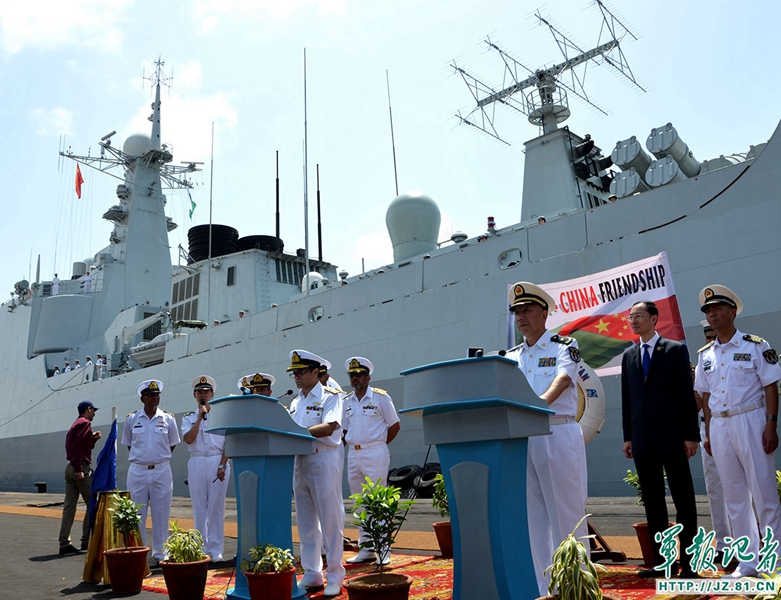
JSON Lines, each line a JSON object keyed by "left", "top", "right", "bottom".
{"left": 621, "top": 300, "right": 700, "bottom": 578}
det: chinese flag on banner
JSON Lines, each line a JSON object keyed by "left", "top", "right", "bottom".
{"left": 75, "top": 165, "right": 85, "bottom": 199}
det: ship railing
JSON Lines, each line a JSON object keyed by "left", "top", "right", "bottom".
{"left": 39, "top": 278, "right": 104, "bottom": 297}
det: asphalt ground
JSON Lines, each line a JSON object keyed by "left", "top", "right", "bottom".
{"left": 0, "top": 492, "right": 717, "bottom": 599}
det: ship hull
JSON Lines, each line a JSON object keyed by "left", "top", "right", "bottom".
{"left": 2, "top": 120, "right": 780, "bottom": 497}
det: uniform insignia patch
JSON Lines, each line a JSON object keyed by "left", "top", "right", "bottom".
{"left": 733, "top": 353, "right": 751, "bottom": 362}
{"left": 551, "top": 334, "right": 575, "bottom": 346}
{"left": 743, "top": 334, "right": 765, "bottom": 344}
{"left": 569, "top": 347, "right": 581, "bottom": 362}
{"left": 764, "top": 349, "right": 779, "bottom": 365}
{"left": 698, "top": 341, "right": 715, "bottom": 353}
{"left": 703, "top": 360, "right": 713, "bottom": 373}
{"left": 538, "top": 358, "right": 557, "bottom": 368}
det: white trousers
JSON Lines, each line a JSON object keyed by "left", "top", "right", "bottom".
{"left": 347, "top": 444, "right": 391, "bottom": 546}
{"left": 700, "top": 421, "right": 731, "bottom": 551}
{"left": 187, "top": 455, "right": 230, "bottom": 558}
{"left": 127, "top": 462, "right": 173, "bottom": 561}
{"left": 294, "top": 450, "right": 345, "bottom": 586}
{"left": 527, "top": 422, "right": 589, "bottom": 597}
{"left": 710, "top": 410, "right": 781, "bottom": 572}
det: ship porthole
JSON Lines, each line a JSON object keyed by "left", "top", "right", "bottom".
{"left": 498, "top": 248, "right": 522, "bottom": 269}
{"left": 308, "top": 306, "right": 324, "bottom": 323}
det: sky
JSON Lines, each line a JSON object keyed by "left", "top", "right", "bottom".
{"left": 1, "top": 0, "right": 779, "bottom": 291}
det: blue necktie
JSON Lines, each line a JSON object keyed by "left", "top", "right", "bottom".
{"left": 642, "top": 344, "right": 651, "bottom": 378}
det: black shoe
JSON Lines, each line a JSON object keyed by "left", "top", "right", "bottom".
{"left": 638, "top": 563, "right": 679, "bottom": 578}
{"left": 59, "top": 545, "right": 80, "bottom": 556}
{"left": 80, "top": 542, "right": 89, "bottom": 551}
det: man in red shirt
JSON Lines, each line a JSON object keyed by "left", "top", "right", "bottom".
{"left": 58, "top": 401, "right": 102, "bottom": 555}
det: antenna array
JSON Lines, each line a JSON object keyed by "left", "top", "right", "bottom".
{"left": 452, "top": 1, "right": 644, "bottom": 144}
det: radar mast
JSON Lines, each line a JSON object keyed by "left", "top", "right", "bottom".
{"left": 452, "top": 1, "right": 644, "bottom": 143}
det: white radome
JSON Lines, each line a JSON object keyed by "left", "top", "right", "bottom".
{"left": 123, "top": 133, "right": 152, "bottom": 157}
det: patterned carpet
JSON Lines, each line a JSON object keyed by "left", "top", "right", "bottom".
{"left": 143, "top": 556, "right": 756, "bottom": 599}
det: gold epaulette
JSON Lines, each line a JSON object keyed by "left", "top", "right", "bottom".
{"left": 183, "top": 411, "right": 195, "bottom": 417}
{"left": 125, "top": 411, "right": 136, "bottom": 418}
{"left": 323, "top": 386, "right": 341, "bottom": 394}
{"left": 343, "top": 391, "right": 355, "bottom": 399}
{"left": 743, "top": 334, "right": 765, "bottom": 344}
{"left": 698, "top": 341, "right": 715, "bottom": 353}
{"left": 163, "top": 410, "right": 175, "bottom": 416}
{"left": 372, "top": 387, "right": 388, "bottom": 395}
{"left": 550, "top": 334, "right": 575, "bottom": 345}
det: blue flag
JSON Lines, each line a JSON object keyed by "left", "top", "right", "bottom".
{"left": 88, "top": 418, "right": 117, "bottom": 532}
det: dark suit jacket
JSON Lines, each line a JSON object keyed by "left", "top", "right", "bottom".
{"left": 621, "top": 336, "right": 700, "bottom": 455}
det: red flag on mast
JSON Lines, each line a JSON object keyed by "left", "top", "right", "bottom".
{"left": 75, "top": 165, "right": 84, "bottom": 199}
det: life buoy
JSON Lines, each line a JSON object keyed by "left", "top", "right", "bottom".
{"left": 574, "top": 360, "right": 606, "bottom": 444}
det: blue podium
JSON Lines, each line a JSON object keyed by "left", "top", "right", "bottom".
{"left": 208, "top": 393, "right": 314, "bottom": 600}
{"left": 400, "top": 356, "right": 553, "bottom": 600}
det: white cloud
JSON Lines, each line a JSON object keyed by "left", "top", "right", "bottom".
{"left": 29, "top": 107, "right": 75, "bottom": 137}
{"left": 193, "top": 0, "right": 346, "bottom": 32}
{"left": 0, "top": 1, "right": 133, "bottom": 56}
{"left": 125, "top": 87, "right": 239, "bottom": 164}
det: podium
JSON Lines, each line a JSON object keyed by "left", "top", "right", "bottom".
{"left": 400, "top": 356, "right": 553, "bottom": 600}
{"left": 208, "top": 393, "right": 314, "bottom": 599}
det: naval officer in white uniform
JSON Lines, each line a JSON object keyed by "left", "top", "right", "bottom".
{"left": 238, "top": 372, "right": 276, "bottom": 396}
{"left": 121, "top": 379, "right": 180, "bottom": 563}
{"left": 181, "top": 375, "right": 229, "bottom": 562}
{"left": 342, "top": 356, "right": 400, "bottom": 565}
{"left": 288, "top": 350, "right": 345, "bottom": 597}
{"left": 695, "top": 285, "right": 781, "bottom": 578}
{"left": 504, "top": 281, "right": 589, "bottom": 597}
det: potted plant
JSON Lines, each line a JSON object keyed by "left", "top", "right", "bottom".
{"left": 104, "top": 491, "right": 150, "bottom": 594}
{"left": 538, "top": 515, "right": 618, "bottom": 600}
{"left": 623, "top": 469, "right": 673, "bottom": 568}
{"left": 159, "top": 521, "right": 211, "bottom": 600}
{"left": 343, "top": 477, "right": 415, "bottom": 600}
{"left": 431, "top": 473, "right": 452, "bottom": 558}
{"left": 240, "top": 543, "right": 296, "bottom": 600}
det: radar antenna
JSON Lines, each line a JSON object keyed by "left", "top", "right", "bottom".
{"left": 61, "top": 57, "right": 199, "bottom": 190}
{"left": 452, "top": 1, "right": 644, "bottom": 143}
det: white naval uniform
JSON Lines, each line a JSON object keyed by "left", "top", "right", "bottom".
{"left": 181, "top": 411, "right": 229, "bottom": 559}
{"left": 506, "top": 330, "right": 589, "bottom": 597}
{"left": 289, "top": 382, "right": 345, "bottom": 587}
{"left": 695, "top": 330, "right": 781, "bottom": 573}
{"left": 51, "top": 277, "right": 60, "bottom": 295}
{"left": 121, "top": 408, "right": 180, "bottom": 561}
{"left": 343, "top": 386, "right": 400, "bottom": 547}
{"left": 699, "top": 410, "right": 731, "bottom": 551}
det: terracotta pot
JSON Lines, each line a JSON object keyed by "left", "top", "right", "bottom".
{"left": 633, "top": 521, "right": 675, "bottom": 567}
{"left": 432, "top": 520, "right": 453, "bottom": 558}
{"left": 244, "top": 567, "right": 296, "bottom": 600}
{"left": 104, "top": 546, "right": 149, "bottom": 594}
{"left": 343, "top": 573, "right": 413, "bottom": 600}
{"left": 160, "top": 557, "right": 211, "bottom": 600}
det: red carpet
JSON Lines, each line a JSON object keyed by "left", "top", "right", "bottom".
{"left": 143, "top": 557, "right": 754, "bottom": 599}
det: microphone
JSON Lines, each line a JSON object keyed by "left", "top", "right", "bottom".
{"left": 199, "top": 399, "right": 207, "bottom": 421}
{"left": 277, "top": 390, "right": 294, "bottom": 400}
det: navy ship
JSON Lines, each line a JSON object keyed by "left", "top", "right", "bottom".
{"left": 1, "top": 20, "right": 779, "bottom": 498}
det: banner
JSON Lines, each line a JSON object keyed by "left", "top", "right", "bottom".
{"left": 508, "top": 252, "right": 685, "bottom": 375}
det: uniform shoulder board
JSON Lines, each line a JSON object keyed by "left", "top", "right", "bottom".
{"left": 507, "top": 343, "right": 524, "bottom": 352}
{"left": 698, "top": 341, "right": 715, "bottom": 353}
{"left": 183, "top": 411, "right": 195, "bottom": 417}
{"left": 743, "top": 334, "right": 766, "bottom": 344}
{"left": 550, "top": 334, "right": 575, "bottom": 346}
{"left": 125, "top": 411, "right": 136, "bottom": 418}
{"left": 323, "top": 386, "right": 341, "bottom": 394}
{"left": 163, "top": 410, "right": 175, "bottom": 416}
{"left": 372, "top": 387, "right": 388, "bottom": 395}
{"left": 343, "top": 391, "right": 354, "bottom": 399}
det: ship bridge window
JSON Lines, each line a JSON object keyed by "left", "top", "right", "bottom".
{"left": 227, "top": 266, "right": 236, "bottom": 286}
{"left": 171, "top": 273, "right": 200, "bottom": 321}
{"left": 498, "top": 248, "right": 522, "bottom": 269}
{"left": 308, "top": 306, "right": 324, "bottom": 322}
{"left": 275, "top": 258, "right": 305, "bottom": 286}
